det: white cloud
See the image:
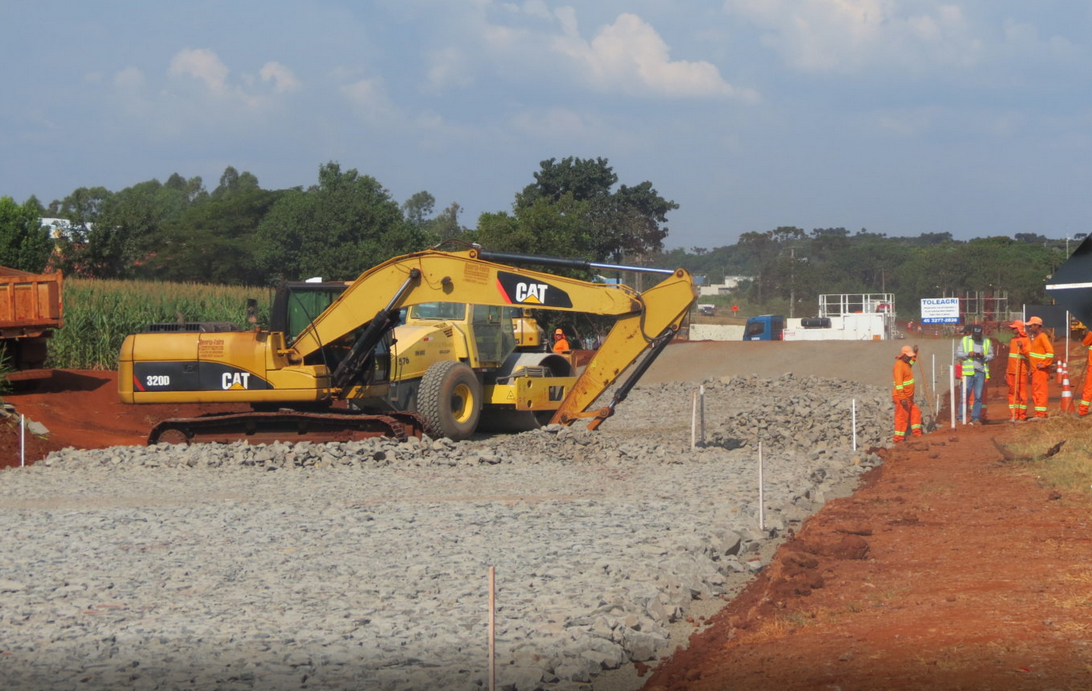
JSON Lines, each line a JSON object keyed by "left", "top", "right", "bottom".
{"left": 260, "top": 61, "right": 301, "bottom": 94}
{"left": 723, "top": 0, "right": 982, "bottom": 73}
{"left": 875, "top": 106, "right": 942, "bottom": 137}
{"left": 104, "top": 49, "right": 303, "bottom": 141}
{"left": 426, "top": 47, "right": 474, "bottom": 90}
{"left": 520, "top": 0, "right": 553, "bottom": 20}
{"left": 551, "top": 13, "right": 756, "bottom": 100}
{"left": 112, "top": 67, "right": 144, "bottom": 89}
{"left": 169, "top": 48, "right": 230, "bottom": 93}
{"left": 509, "top": 106, "right": 642, "bottom": 148}
{"left": 510, "top": 107, "right": 597, "bottom": 138}
{"left": 166, "top": 49, "right": 303, "bottom": 103}
{"left": 340, "top": 77, "right": 399, "bottom": 124}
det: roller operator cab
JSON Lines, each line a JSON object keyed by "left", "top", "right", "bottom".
{"left": 743, "top": 315, "right": 785, "bottom": 341}
{"left": 118, "top": 248, "right": 696, "bottom": 444}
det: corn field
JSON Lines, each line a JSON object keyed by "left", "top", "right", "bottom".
{"left": 48, "top": 279, "right": 273, "bottom": 370}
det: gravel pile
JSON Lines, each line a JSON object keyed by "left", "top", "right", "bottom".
{"left": 0, "top": 374, "right": 899, "bottom": 691}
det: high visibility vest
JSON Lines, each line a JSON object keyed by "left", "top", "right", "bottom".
{"left": 960, "top": 336, "right": 991, "bottom": 377}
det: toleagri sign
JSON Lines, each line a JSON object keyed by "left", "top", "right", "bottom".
{"left": 495, "top": 271, "right": 574, "bottom": 308}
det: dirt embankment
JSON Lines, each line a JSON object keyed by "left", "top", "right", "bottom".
{"left": 1, "top": 370, "right": 247, "bottom": 468}
{"left": 641, "top": 398, "right": 1092, "bottom": 690}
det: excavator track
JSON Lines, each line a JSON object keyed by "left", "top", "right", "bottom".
{"left": 147, "top": 410, "right": 426, "bottom": 446}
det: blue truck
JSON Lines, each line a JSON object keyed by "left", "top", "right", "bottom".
{"left": 742, "top": 314, "right": 785, "bottom": 341}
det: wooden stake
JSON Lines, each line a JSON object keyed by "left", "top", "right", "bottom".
{"left": 851, "top": 399, "right": 857, "bottom": 451}
{"left": 489, "top": 566, "right": 495, "bottom": 691}
{"left": 758, "top": 441, "right": 765, "bottom": 531}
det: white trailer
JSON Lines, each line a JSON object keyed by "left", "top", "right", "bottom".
{"left": 782, "top": 293, "right": 896, "bottom": 341}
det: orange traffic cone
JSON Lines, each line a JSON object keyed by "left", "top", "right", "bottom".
{"left": 1061, "top": 361, "right": 1074, "bottom": 413}
{"left": 1056, "top": 358, "right": 1064, "bottom": 384}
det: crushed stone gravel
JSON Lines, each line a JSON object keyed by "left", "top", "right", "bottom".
{"left": 0, "top": 374, "right": 898, "bottom": 690}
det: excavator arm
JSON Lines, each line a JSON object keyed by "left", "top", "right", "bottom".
{"left": 289, "top": 248, "right": 695, "bottom": 429}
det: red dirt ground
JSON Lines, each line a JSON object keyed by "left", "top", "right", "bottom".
{"left": 0, "top": 370, "right": 245, "bottom": 469}
{"left": 3, "top": 365, "right": 1090, "bottom": 690}
{"left": 642, "top": 387, "right": 1092, "bottom": 690}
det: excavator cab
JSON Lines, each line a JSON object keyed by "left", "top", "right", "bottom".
{"left": 270, "top": 281, "right": 349, "bottom": 345}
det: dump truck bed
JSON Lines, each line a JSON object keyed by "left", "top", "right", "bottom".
{"left": 0, "top": 269, "right": 64, "bottom": 337}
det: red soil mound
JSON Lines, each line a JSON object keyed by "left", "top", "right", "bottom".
{"left": 0, "top": 370, "right": 245, "bottom": 469}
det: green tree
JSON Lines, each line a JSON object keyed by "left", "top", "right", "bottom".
{"left": 253, "top": 162, "right": 428, "bottom": 280}
{"left": 430, "top": 202, "right": 466, "bottom": 243}
{"left": 516, "top": 156, "right": 616, "bottom": 207}
{"left": 473, "top": 194, "right": 592, "bottom": 262}
{"left": 402, "top": 191, "right": 435, "bottom": 229}
{"left": 79, "top": 179, "right": 197, "bottom": 278}
{"left": 150, "top": 181, "right": 283, "bottom": 285}
{"left": 511, "top": 157, "right": 676, "bottom": 262}
{"left": 0, "top": 197, "right": 54, "bottom": 272}
{"left": 211, "top": 166, "right": 259, "bottom": 201}
{"left": 48, "top": 179, "right": 203, "bottom": 279}
{"left": 165, "top": 173, "right": 207, "bottom": 203}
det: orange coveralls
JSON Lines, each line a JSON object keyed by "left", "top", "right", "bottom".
{"left": 1028, "top": 332, "right": 1054, "bottom": 418}
{"left": 893, "top": 357, "right": 923, "bottom": 442}
{"left": 1080, "top": 331, "right": 1092, "bottom": 416}
{"left": 1006, "top": 330, "right": 1030, "bottom": 420}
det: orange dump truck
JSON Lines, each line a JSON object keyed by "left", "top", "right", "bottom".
{"left": 0, "top": 266, "right": 64, "bottom": 378}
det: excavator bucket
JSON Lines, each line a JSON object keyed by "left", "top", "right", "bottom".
{"left": 1046, "top": 236, "right": 1092, "bottom": 326}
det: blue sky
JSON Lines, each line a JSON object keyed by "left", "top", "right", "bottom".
{"left": 3, "top": 0, "right": 1091, "bottom": 250}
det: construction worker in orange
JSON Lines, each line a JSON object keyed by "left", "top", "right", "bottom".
{"left": 1079, "top": 327, "right": 1092, "bottom": 416}
{"left": 1026, "top": 316, "right": 1054, "bottom": 419}
{"left": 893, "top": 344, "right": 923, "bottom": 443}
{"left": 551, "top": 327, "right": 570, "bottom": 354}
{"left": 1006, "top": 320, "right": 1030, "bottom": 421}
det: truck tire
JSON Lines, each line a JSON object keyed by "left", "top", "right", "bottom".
{"left": 418, "top": 361, "right": 481, "bottom": 440}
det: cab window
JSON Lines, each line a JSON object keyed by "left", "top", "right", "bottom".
{"left": 409, "top": 302, "right": 466, "bottom": 320}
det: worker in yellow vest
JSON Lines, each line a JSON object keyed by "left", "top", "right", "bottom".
{"left": 955, "top": 324, "right": 991, "bottom": 424}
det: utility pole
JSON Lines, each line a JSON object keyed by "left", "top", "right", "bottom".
{"left": 789, "top": 247, "right": 795, "bottom": 319}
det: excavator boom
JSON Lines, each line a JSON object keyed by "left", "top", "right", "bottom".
{"left": 288, "top": 248, "right": 693, "bottom": 429}
{"left": 289, "top": 249, "right": 646, "bottom": 359}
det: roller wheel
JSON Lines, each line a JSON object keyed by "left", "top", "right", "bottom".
{"left": 418, "top": 361, "right": 481, "bottom": 440}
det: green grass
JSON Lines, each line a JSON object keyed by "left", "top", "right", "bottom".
{"left": 1001, "top": 416, "right": 1092, "bottom": 500}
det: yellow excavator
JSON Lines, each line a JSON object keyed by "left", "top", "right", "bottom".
{"left": 118, "top": 246, "right": 695, "bottom": 443}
